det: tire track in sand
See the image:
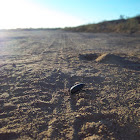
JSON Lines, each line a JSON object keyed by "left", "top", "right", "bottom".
{"left": 45, "top": 33, "right": 81, "bottom": 139}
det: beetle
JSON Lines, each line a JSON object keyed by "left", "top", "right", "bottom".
{"left": 70, "top": 83, "right": 85, "bottom": 94}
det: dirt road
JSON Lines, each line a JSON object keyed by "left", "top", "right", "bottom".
{"left": 0, "top": 30, "right": 140, "bottom": 139}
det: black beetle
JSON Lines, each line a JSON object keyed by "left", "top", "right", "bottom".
{"left": 70, "top": 83, "right": 85, "bottom": 94}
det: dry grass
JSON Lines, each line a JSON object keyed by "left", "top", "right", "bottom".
{"left": 65, "top": 15, "right": 140, "bottom": 34}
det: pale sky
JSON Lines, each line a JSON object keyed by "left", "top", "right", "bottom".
{"left": 0, "top": 0, "right": 139, "bottom": 29}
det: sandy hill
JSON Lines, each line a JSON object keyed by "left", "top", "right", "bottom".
{"left": 65, "top": 15, "right": 140, "bottom": 34}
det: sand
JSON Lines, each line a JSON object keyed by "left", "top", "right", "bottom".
{"left": 0, "top": 30, "right": 140, "bottom": 140}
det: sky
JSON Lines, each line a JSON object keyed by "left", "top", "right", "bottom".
{"left": 0, "top": 0, "right": 139, "bottom": 29}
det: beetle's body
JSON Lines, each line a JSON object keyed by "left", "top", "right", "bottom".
{"left": 70, "top": 83, "right": 85, "bottom": 94}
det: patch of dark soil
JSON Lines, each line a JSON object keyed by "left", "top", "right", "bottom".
{"left": 79, "top": 53, "right": 99, "bottom": 61}
{"left": 1, "top": 103, "right": 17, "bottom": 113}
{"left": 0, "top": 131, "right": 20, "bottom": 140}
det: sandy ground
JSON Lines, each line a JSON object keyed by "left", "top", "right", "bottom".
{"left": 0, "top": 30, "right": 140, "bottom": 140}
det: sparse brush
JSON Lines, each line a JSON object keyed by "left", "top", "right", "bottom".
{"left": 65, "top": 15, "right": 140, "bottom": 33}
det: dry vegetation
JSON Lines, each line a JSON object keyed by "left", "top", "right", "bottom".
{"left": 0, "top": 30, "right": 140, "bottom": 139}
{"left": 65, "top": 15, "right": 140, "bottom": 34}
